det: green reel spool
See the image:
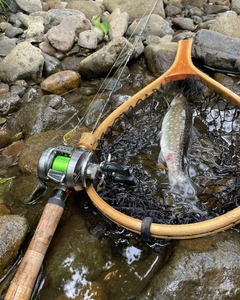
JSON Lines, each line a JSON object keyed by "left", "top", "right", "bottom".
{"left": 52, "top": 155, "right": 70, "bottom": 172}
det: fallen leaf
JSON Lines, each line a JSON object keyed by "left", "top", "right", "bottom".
{"left": 103, "top": 269, "right": 118, "bottom": 281}
{"left": 0, "top": 177, "right": 15, "bottom": 184}
{"left": 2, "top": 140, "right": 24, "bottom": 158}
{"left": 0, "top": 204, "right": 10, "bottom": 215}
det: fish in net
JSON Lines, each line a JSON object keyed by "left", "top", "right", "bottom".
{"left": 93, "top": 77, "right": 240, "bottom": 226}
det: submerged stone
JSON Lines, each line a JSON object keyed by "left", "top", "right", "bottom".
{"left": 138, "top": 231, "right": 240, "bottom": 299}
{"left": 41, "top": 70, "right": 81, "bottom": 94}
{"left": 78, "top": 37, "right": 133, "bottom": 79}
{"left": 7, "top": 94, "right": 78, "bottom": 139}
{"left": 0, "top": 215, "right": 28, "bottom": 278}
{"left": 18, "top": 130, "right": 68, "bottom": 175}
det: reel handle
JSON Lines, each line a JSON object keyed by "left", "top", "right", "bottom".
{"left": 5, "top": 187, "right": 68, "bottom": 300}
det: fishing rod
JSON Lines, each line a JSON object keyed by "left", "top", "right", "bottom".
{"left": 5, "top": 1, "right": 160, "bottom": 299}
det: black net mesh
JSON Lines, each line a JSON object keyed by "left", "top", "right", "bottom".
{"left": 93, "top": 77, "right": 240, "bottom": 226}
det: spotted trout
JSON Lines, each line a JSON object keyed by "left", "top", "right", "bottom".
{"left": 158, "top": 93, "right": 195, "bottom": 193}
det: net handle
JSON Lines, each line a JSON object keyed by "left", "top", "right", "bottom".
{"left": 86, "top": 38, "right": 240, "bottom": 239}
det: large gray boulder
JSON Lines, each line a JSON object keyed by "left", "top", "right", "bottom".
{"left": 103, "top": 0, "right": 165, "bottom": 22}
{"left": 192, "top": 29, "right": 240, "bottom": 72}
{"left": 210, "top": 11, "right": 240, "bottom": 38}
{"left": 0, "top": 215, "right": 28, "bottom": 278}
{"left": 15, "top": 0, "right": 42, "bottom": 14}
{"left": 138, "top": 231, "right": 240, "bottom": 300}
{"left": 0, "top": 41, "right": 44, "bottom": 83}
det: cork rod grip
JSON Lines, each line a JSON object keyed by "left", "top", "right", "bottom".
{"left": 5, "top": 202, "right": 65, "bottom": 300}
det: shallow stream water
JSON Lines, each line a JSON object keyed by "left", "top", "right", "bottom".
{"left": 2, "top": 63, "right": 240, "bottom": 299}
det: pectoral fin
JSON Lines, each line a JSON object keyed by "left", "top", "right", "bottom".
{"left": 158, "top": 149, "right": 165, "bottom": 164}
{"left": 156, "top": 163, "right": 169, "bottom": 171}
{"left": 157, "top": 150, "right": 168, "bottom": 170}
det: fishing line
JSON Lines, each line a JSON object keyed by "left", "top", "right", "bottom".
{"left": 90, "top": 0, "right": 160, "bottom": 133}
{"left": 63, "top": 0, "right": 160, "bottom": 142}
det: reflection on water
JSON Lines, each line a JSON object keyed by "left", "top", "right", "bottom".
{"left": 62, "top": 263, "right": 89, "bottom": 299}
{"left": 123, "top": 246, "right": 142, "bottom": 265}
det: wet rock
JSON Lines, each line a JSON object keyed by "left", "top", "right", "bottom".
{"left": 46, "top": 15, "right": 91, "bottom": 53}
{"left": 42, "top": 212, "right": 111, "bottom": 291}
{"left": 172, "top": 17, "right": 196, "bottom": 31}
{"left": 0, "top": 22, "right": 12, "bottom": 31}
{"left": 0, "top": 93, "right": 21, "bottom": 116}
{"left": 92, "top": 27, "right": 105, "bottom": 43}
{"left": 181, "top": 0, "right": 207, "bottom": 8}
{"left": 103, "top": 0, "right": 165, "bottom": 22}
{"left": 0, "top": 177, "right": 14, "bottom": 211}
{"left": 0, "top": 83, "right": 9, "bottom": 93}
{"left": 210, "top": 11, "right": 240, "bottom": 38}
{"left": 39, "top": 41, "right": 57, "bottom": 56}
{"left": 18, "top": 14, "right": 45, "bottom": 42}
{"left": 213, "top": 73, "right": 234, "bottom": 91}
{"left": 204, "top": 4, "right": 229, "bottom": 14}
{"left": 78, "top": 30, "right": 98, "bottom": 49}
{"left": 43, "top": 0, "right": 64, "bottom": 10}
{"left": 42, "top": 53, "right": 62, "bottom": 77}
{"left": 130, "top": 37, "right": 145, "bottom": 58}
{"left": 0, "top": 140, "right": 25, "bottom": 168}
{"left": 4, "top": 24, "right": 23, "bottom": 38}
{"left": 108, "top": 8, "right": 129, "bottom": 40}
{"left": 192, "top": 15, "right": 202, "bottom": 25}
{"left": 0, "top": 117, "right": 7, "bottom": 125}
{"left": 0, "top": 41, "right": 44, "bottom": 83}
{"left": 126, "top": 14, "right": 174, "bottom": 38}
{"left": 172, "top": 30, "right": 195, "bottom": 42}
{"left": 18, "top": 130, "right": 67, "bottom": 175}
{"left": 21, "top": 85, "right": 43, "bottom": 103}
{"left": 192, "top": 29, "right": 240, "bottom": 72}
{"left": 2, "top": 140, "right": 24, "bottom": 158}
{"left": 10, "top": 175, "right": 46, "bottom": 204}
{"left": 0, "top": 215, "right": 28, "bottom": 278}
{"left": 232, "top": 0, "right": 240, "bottom": 14}
{"left": 7, "top": 94, "right": 78, "bottom": 139}
{"left": 15, "top": 0, "right": 42, "bottom": 14}
{"left": 189, "top": 6, "right": 204, "bottom": 17}
{"left": 61, "top": 56, "right": 83, "bottom": 72}
{"left": 144, "top": 42, "right": 178, "bottom": 76}
{"left": 143, "top": 36, "right": 164, "bottom": 46}
{"left": 0, "top": 37, "right": 16, "bottom": 57}
{"left": 52, "top": 282, "right": 104, "bottom": 300}
{"left": 0, "top": 126, "right": 12, "bottom": 149}
{"left": 138, "top": 231, "right": 240, "bottom": 300}
{"left": 78, "top": 37, "right": 133, "bottom": 79}
{"left": 0, "top": 204, "right": 10, "bottom": 216}
{"left": 66, "top": 0, "right": 103, "bottom": 20}
{"left": 38, "top": 8, "right": 85, "bottom": 32}
{"left": 10, "top": 80, "right": 28, "bottom": 97}
{"left": 165, "top": 4, "right": 182, "bottom": 17}
{"left": 41, "top": 70, "right": 81, "bottom": 94}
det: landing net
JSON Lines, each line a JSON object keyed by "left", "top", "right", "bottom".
{"left": 93, "top": 78, "right": 240, "bottom": 225}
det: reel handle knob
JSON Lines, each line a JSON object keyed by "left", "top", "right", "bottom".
{"left": 100, "top": 161, "right": 132, "bottom": 176}
{"left": 112, "top": 173, "right": 136, "bottom": 186}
